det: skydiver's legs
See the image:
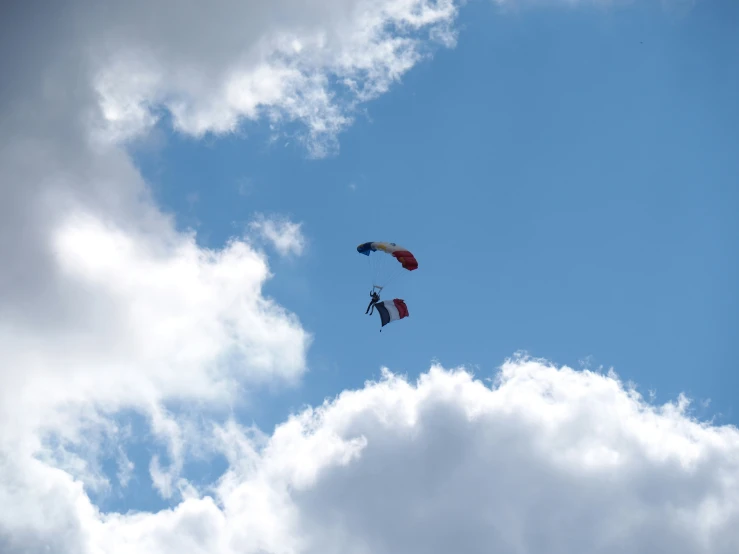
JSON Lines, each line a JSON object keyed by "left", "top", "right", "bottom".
{"left": 365, "top": 300, "right": 374, "bottom": 314}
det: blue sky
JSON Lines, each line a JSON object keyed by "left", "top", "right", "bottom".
{"left": 138, "top": 0, "right": 738, "bottom": 428}
{"left": 3, "top": 0, "right": 739, "bottom": 552}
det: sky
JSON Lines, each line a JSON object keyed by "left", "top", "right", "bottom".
{"left": 1, "top": 0, "right": 738, "bottom": 552}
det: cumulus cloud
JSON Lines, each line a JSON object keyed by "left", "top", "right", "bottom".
{"left": 5, "top": 358, "right": 739, "bottom": 553}
{"left": 0, "top": 168, "right": 311, "bottom": 454}
{"left": 88, "top": 0, "right": 459, "bottom": 155}
{"left": 249, "top": 214, "right": 307, "bottom": 257}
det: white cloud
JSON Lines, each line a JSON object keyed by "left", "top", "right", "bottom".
{"left": 88, "top": 0, "right": 459, "bottom": 156}
{"left": 4, "top": 358, "right": 739, "bottom": 553}
{"left": 116, "top": 447, "right": 135, "bottom": 489}
{"left": 0, "top": 206, "right": 310, "bottom": 427}
{"left": 0, "top": 189, "right": 313, "bottom": 511}
{"left": 249, "top": 214, "right": 307, "bottom": 257}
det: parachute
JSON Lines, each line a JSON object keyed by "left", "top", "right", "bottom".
{"left": 356, "top": 241, "right": 418, "bottom": 292}
{"left": 375, "top": 298, "right": 409, "bottom": 328}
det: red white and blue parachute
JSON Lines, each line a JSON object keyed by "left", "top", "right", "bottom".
{"left": 357, "top": 241, "right": 418, "bottom": 294}
{"left": 356, "top": 242, "right": 418, "bottom": 271}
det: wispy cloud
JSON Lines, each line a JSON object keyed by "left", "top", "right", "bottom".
{"left": 185, "top": 192, "right": 199, "bottom": 209}
{"left": 249, "top": 213, "right": 307, "bottom": 257}
{"left": 116, "top": 448, "right": 135, "bottom": 489}
{"left": 237, "top": 177, "right": 255, "bottom": 197}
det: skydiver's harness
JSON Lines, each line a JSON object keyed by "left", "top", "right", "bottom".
{"left": 370, "top": 286, "right": 381, "bottom": 305}
{"left": 370, "top": 286, "right": 383, "bottom": 331}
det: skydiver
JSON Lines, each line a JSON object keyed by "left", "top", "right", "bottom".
{"left": 365, "top": 290, "right": 380, "bottom": 315}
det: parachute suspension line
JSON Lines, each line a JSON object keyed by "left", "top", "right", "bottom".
{"left": 368, "top": 252, "right": 379, "bottom": 291}
{"left": 379, "top": 259, "right": 404, "bottom": 290}
{"left": 366, "top": 251, "right": 406, "bottom": 293}
{"left": 369, "top": 251, "right": 386, "bottom": 292}
{"left": 371, "top": 253, "right": 383, "bottom": 291}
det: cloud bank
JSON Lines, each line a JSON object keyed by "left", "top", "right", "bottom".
{"left": 5, "top": 359, "right": 739, "bottom": 553}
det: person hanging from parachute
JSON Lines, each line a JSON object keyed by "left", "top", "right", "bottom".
{"left": 366, "top": 289, "right": 381, "bottom": 315}
{"left": 357, "top": 241, "right": 417, "bottom": 329}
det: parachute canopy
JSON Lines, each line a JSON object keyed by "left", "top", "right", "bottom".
{"left": 356, "top": 242, "right": 418, "bottom": 271}
{"left": 375, "top": 298, "right": 409, "bottom": 327}
{"left": 357, "top": 241, "right": 418, "bottom": 292}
